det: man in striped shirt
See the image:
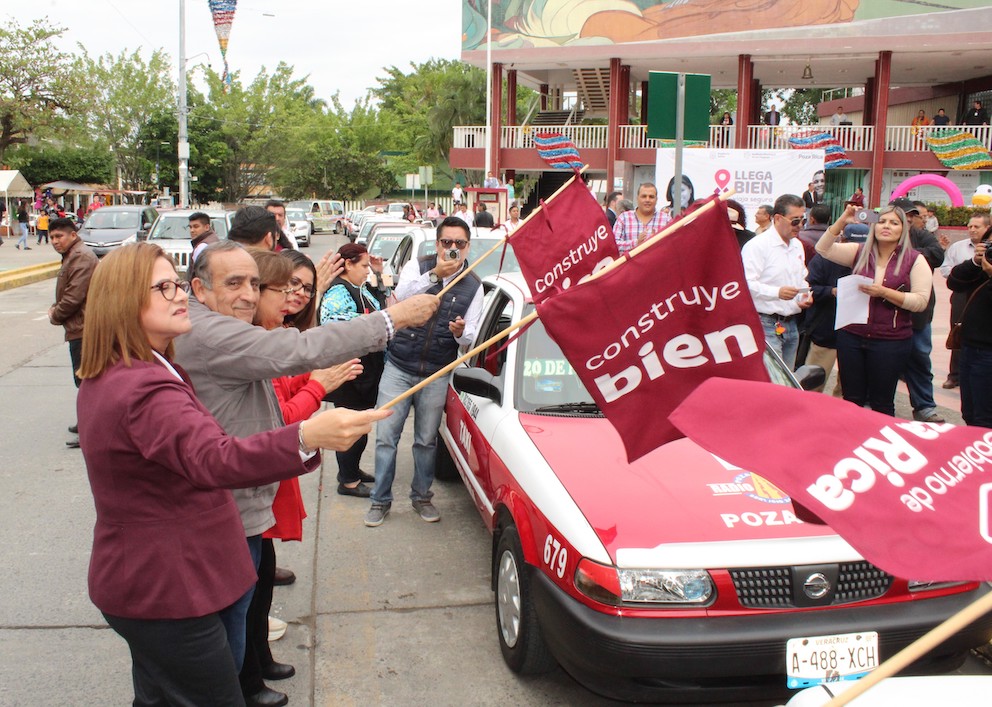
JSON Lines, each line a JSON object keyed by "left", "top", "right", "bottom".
{"left": 612, "top": 182, "right": 671, "bottom": 255}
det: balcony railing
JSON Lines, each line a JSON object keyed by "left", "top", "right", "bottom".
{"left": 454, "top": 124, "right": 992, "bottom": 154}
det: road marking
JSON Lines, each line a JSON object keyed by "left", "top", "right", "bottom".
{"left": 32, "top": 314, "right": 48, "bottom": 321}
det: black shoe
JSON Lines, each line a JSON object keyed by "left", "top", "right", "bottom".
{"left": 66, "top": 439, "right": 80, "bottom": 449}
{"left": 245, "top": 686, "right": 288, "bottom": 707}
{"left": 261, "top": 661, "right": 296, "bottom": 681}
{"left": 358, "top": 469, "right": 375, "bottom": 483}
{"left": 68, "top": 424, "right": 78, "bottom": 434}
{"left": 337, "top": 482, "right": 371, "bottom": 498}
{"left": 23, "top": 246, "right": 31, "bottom": 250}
{"left": 273, "top": 566, "right": 296, "bottom": 586}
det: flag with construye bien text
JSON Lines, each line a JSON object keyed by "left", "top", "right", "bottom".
{"left": 536, "top": 198, "right": 769, "bottom": 462}
{"left": 507, "top": 177, "right": 618, "bottom": 305}
{"left": 671, "top": 378, "right": 992, "bottom": 582}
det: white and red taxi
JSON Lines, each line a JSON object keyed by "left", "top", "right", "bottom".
{"left": 436, "top": 273, "right": 992, "bottom": 703}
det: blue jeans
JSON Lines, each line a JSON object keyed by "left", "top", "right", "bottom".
{"left": 903, "top": 324, "right": 937, "bottom": 416}
{"left": 836, "top": 331, "right": 913, "bottom": 417}
{"left": 759, "top": 314, "right": 799, "bottom": 370}
{"left": 959, "top": 346, "right": 992, "bottom": 428}
{"left": 372, "top": 360, "right": 449, "bottom": 505}
{"left": 218, "top": 534, "right": 261, "bottom": 673}
{"left": 15, "top": 222, "right": 29, "bottom": 248}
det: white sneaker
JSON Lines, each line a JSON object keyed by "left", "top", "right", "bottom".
{"left": 268, "top": 616, "right": 288, "bottom": 642}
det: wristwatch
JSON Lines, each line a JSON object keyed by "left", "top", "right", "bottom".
{"left": 428, "top": 270, "right": 440, "bottom": 284}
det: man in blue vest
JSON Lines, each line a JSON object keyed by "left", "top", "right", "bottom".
{"left": 366, "top": 217, "right": 485, "bottom": 527}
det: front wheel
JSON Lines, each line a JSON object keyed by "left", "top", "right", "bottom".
{"left": 334, "top": 220, "right": 343, "bottom": 234}
{"left": 495, "top": 526, "right": 557, "bottom": 674}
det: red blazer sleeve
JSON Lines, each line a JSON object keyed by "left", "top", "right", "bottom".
{"left": 273, "top": 373, "right": 327, "bottom": 424}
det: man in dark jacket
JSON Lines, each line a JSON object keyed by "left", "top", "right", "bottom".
{"left": 473, "top": 202, "right": 495, "bottom": 228}
{"left": 366, "top": 217, "right": 485, "bottom": 527}
{"left": 48, "top": 218, "right": 98, "bottom": 448}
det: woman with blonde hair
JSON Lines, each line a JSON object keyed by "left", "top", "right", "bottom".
{"left": 815, "top": 204, "right": 932, "bottom": 416}
{"left": 77, "top": 242, "right": 389, "bottom": 705}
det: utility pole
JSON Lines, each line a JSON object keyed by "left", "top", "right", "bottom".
{"left": 178, "top": 0, "right": 190, "bottom": 208}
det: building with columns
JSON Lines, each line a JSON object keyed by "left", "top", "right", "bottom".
{"left": 453, "top": 1, "right": 992, "bottom": 211}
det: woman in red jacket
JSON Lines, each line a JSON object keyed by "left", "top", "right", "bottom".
{"left": 77, "top": 243, "right": 388, "bottom": 705}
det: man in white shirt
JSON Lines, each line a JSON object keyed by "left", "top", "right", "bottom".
{"left": 830, "top": 106, "right": 848, "bottom": 126}
{"left": 503, "top": 203, "right": 522, "bottom": 233}
{"left": 940, "top": 212, "right": 991, "bottom": 388}
{"left": 483, "top": 171, "right": 500, "bottom": 189}
{"left": 741, "top": 194, "right": 813, "bottom": 369}
{"left": 451, "top": 182, "right": 464, "bottom": 205}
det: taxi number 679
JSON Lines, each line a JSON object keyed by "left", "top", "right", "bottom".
{"left": 543, "top": 534, "right": 567, "bottom": 578}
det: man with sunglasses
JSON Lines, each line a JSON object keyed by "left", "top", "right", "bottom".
{"left": 742, "top": 193, "right": 813, "bottom": 369}
{"left": 366, "top": 217, "right": 485, "bottom": 527}
{"left": 48, "top": 217, "right": 98, "bottom": 449}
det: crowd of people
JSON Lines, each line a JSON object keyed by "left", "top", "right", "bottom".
{"left": 51, "top": 201, "right": 498, "bottom": 705}
{"left": 36, "top": 176, "right": 991, "bottom": 703}
{"left": 607, "top": 181, "right": 990, "bottom": 428}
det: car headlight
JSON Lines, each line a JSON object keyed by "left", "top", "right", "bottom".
{"left": 619, "top": 569, "right": 714, "bottom": 604}
{"left": 575, "top": 559, "right": 714, "bottom": 606}
{"left": 908, "top": 580, "right": 968, "bottom": 592}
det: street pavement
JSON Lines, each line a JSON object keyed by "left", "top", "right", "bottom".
{"left": 0, "top": 231, "right": 981, "bottom": 706}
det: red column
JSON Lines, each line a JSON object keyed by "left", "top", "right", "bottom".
{"left": 540, "top": 83, "right": 548, "bottom": 111}
{"left": 863, "top": 77, "right": 876, "bottom": 127}
{"left": 735, "top": 55, "right": 753, "bottom": 148}
{"left": 490, "top": 62, "right": 503, "bottom": 179}
{"left": 607, "top": 58, "right": 622, "bottom": 193}
{"left": 620, "top": 64, "right": 631, "bottom": 124}
{"left": 868, "top": 52, "right": 891, "bottom": 209}
{"left": 506, "top": 69, "right": 517, "bottom": 125}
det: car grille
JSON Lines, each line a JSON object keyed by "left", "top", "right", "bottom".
{"left": 730, "top": 561, "right": 892, "bottom": 609}
{"left": 170, "top": 250, "right": 190, "bottom": 271}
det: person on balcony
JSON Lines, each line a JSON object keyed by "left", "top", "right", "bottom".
{"left": 963, "top": 100, "right": 989, "bottom": 126}
{"left": 483, "top": 172, "right": 500, "bottom": 189}
{"left": 763, "top": 104, "right": 781, "bottom": 126}
{"left": 933, "top": 108, "right": 951, "bottom": 127}
{"left": 911, "top": 110, "right": 931, "bottom": 149}
{"left": 830, "top": 106, "right": 848, "bottom": 126}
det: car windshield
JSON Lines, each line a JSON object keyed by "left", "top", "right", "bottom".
{"left": 149, "top": 215, "right": 229, "bottom": 240}
{"left": 286, "top": 210, "right": 307, "bottom": 221}
{"left": 417, "top": 238, "right": 520, "bottom": 280}
{"left": 368, "top": 233, "right": 406, "bottom": 260}
{"left": 85, "top": 211, "right": 141, "bottom": 229}
{"left": 515, "top": 305, "right": 797, "bottom": 413}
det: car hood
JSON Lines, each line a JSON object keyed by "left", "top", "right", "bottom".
{"left": 518, "top": 413, "right": 842, "bottom": 568}
{"left": 80, "top": 228, "right": 137, "bottom": 243}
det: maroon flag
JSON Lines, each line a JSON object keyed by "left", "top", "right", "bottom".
{"left": 537, "top": 200, "right": 769, "bottom": 461}
{"left": 509, "top": 178, "right": 618, "bottom": 304}
{"left": 671, "top": 378, "right": 992, "bottom": 582}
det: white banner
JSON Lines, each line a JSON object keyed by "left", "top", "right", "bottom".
{"left": 656, "top": 149, "right": 826, "bottom": 231}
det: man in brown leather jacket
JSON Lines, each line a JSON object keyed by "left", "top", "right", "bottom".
{"left": 48, "top": 218, "right": 98, "bottom": 448}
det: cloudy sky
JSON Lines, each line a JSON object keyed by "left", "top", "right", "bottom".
{"left": 23, "top": 0, "right": 463, "bottom": 106}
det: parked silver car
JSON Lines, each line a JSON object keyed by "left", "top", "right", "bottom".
{"left": 79, "top": 205, "right": 159, "bottom": 258}
{"left": 146, "top": 210, "right": 235, "bottom": 273}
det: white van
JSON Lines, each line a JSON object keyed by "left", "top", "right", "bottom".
{"left": 287, "top": 199, "right": 345, "bottom": 233}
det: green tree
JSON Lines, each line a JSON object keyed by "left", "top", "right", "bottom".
{"left": 79, "top": 49, "right": 176, "bottom": 190}
{"left": 710, "top": 89, "right": 737, "bottom": 122}
{"left": 763, "top": 88, "right": 829, "bottom": 125}
{"left": 0, "top": 20, "right": 85, "bottom": 162}
{"left": 8, "top": 144, "right": 113, "bottom": 185}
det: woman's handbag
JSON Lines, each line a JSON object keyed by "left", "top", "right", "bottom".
{"left": 946, "top": 280, "right": 987, "bottom": 350}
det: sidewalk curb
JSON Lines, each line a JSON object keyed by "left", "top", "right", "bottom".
{"left": 0, "top": 261, "right": 61, "bottom": 291}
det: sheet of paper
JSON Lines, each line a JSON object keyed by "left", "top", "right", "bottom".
{"left": 835, "top": 274, "right": 873, "bottom": 329}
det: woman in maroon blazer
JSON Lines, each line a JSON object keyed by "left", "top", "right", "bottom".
{"left": 76, "top": 243, "right": 391, "bottom": 706}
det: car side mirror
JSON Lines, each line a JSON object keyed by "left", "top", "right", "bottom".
{"left": 452, "top": 368, "right": 502, "bottom": 405}
{"left": 793, "top": 364, "right": 826, "bottom": 391}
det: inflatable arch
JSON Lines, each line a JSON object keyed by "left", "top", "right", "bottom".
{"left": 889, "top": 174, "right": 965, "bottom": 207}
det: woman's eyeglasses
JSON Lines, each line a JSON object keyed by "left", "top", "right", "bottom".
{"left": 439, "top": 238, "right": 469, "bottom": 249}
{"left": 260, "top": 284, "right": 295, "bottom": 297}
{"left": 150, "top": 279, "right": 191, "bottom": 301}
{"left": 288, "top": 277, "right": 316, "bottom": 299}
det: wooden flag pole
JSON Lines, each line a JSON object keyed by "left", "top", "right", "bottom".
{"left": 379, "top": 188, "right": 735, "bottom": 411}
{"left": 436, "top": 164, "right": 590, "bottom": 298}
{"left": 823, "top": 588, "right": 992, "bottom": 706}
